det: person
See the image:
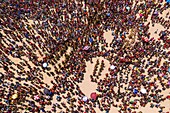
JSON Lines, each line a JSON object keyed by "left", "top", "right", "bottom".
{"left": 0, "top": 0, "right": 169, "bottom": 112}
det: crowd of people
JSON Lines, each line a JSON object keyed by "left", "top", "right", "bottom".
{"left": 0, "top": 0, "right": 170, "bottom": 113}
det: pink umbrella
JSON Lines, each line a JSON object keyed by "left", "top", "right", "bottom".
{"left": 144, "top": 37, "right": 149, "bottom": 42}
{"left": 34, "top": 95, "right": 40, "bottom": 100}
{"left": 139, "top": 14, "right": 143, "bottom": 17}
{"left": 168, "top": 80, "right": 170, "bottom": 85}
{"left": 83, "top": 46, "right": 90, "bottom": 50}
{"left": 90, "top": 92, "right": 97, "bottom": 100}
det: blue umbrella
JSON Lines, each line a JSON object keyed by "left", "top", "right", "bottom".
{"left": 166, "top": 0, "right": 170, "bottom": 3}
{"left": 133, "top": 89, "right": 138, "bottom": 94}
{"left": 44, "top": 88, "right": 51, "bottom": 95}
{"left": 25, "top": 33, "right": 29, "bottom": 38}
{"left": 9, "top": 51, "right": 12, "bottom": 55}
{"left": 16, "top": 4, "right": 19, "bottom": 8}
{"left": 49, "top": 92, "right": 53, "bottom": 96}
{"left": 106, "top": 13, "right": 110, "bottom": 17}
{"left": 162, "top": 31, "right": 166, "bottom": 36}
{"left": 57, "top": 37, "right": 61, "bottom": 41}
{"left": 18, "top": 10, "right": 21, "bottom": 16}
{"left": 89, "top": 37, "right": 93, "bottom": 43}
{"left": 139, "top": 23, "right": 143, "bottom": 27}
{"left": 168, "top": 67, "right": 170, "bottom": 73}
{"left": 56, "top": 96, "right": 61, "bottom": 101}
{"left": 40, "top": 108, "right": 45, "bottom": 112}
{"left": 103, "top": 52, "right": 109, "bottom": 56}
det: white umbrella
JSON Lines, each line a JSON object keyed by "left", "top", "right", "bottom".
{"left": 43, "top": 62, "right": 48, "bottom": 68}
{"left": 140, "top": 88, "right": 147, "bottom": 94}
{"left": 82, "top": 96, "right": 88, "bottom": 102}
{"left": 126, "top": 6, "right": 130, "bottom": 11}
{"left": 110, "top": 65, "right": 116, "bottom": 70}
{"left": 0, "top": 73, "right": 3, "bottom": 78}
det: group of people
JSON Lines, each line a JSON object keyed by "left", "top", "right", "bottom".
{"left": 0, "top": 0, "right": 170, "bottom": 113}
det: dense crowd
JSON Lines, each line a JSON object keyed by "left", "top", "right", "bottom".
{"left": 0, "top": 0, "right": 170, "bottom": 113}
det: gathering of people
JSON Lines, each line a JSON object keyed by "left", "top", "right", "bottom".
{"left": 0, "top": 0, "right": 170, "bottom": 113}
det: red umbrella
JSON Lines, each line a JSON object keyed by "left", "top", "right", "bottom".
{"left": 167, "top": 95, "right": 170, "bottom": 99}
{"left": 90, "top": 92, "right": 97, "bottom": 100}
